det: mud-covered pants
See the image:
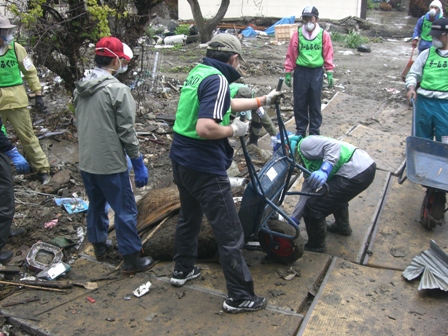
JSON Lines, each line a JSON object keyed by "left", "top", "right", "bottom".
{"left": 293, "top": 66, "right": 324, "bottom": 136}
{"left": 171, "top": 161, "right": 255, "bottom": 300}
{"left": 0, "top": 108, "right": 50, "bottom": 173}
{"left": 81, "top": 170, "right": 142, "bottom": 256}
{"left": 0, "top": 153, "right": 14, "bottom": 250}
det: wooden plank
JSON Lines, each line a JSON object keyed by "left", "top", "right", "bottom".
{"left": 366, "top": 176, "right": 448, "bottom": 270}
{"left": 300, "top": 258, "right": 448, "bottom": 336}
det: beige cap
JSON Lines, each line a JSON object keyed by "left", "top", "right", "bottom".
{"left": 207, "top": 34, "right": 245, "bottom": 62}
{"left": 0, "top": 16, "right": 16, "bottom": 29}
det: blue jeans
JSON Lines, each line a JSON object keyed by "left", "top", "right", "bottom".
{"left": 81, "top": 170, "right": 142, "bottom": 255}
{"left": 415, "top": 94, "right": 448, "bottom": 141}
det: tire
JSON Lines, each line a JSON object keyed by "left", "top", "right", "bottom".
{"left": 258, "top": 219, "right": 304, "bottom": 264}
{"left": 420, "top": 189, "right": 446, "bottom": 230}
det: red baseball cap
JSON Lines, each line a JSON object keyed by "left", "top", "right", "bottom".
{"left": 95, "top": 37, "right": 131, "bottom": 61}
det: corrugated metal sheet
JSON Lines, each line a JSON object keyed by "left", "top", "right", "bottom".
{"left": 403, "top": 240, "right": 448, "bottom": 291}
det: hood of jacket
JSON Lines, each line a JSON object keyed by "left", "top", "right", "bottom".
{"left": 74, "top": 69, "right": 120, "bottom": 97}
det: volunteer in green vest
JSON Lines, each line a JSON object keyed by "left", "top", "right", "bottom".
{"left": 411, "top": 0, "right": 444, "bottom": 54}
{"left": 406, "top": 17, "right": 448, "bottom": 142}
{"left": 290, "top": 135, "right": 376, "bottom": 253}
{"left": 227, "top": 83, "right": 277, "bottom": 146}
{"left": 284, "top": 5, "right": 334, "bottom": 137}
{"left": 0, "top": 15, "right": 51, "bottom": 184}
{"left": 169, "top": 33, "right": 283, "bottom": 314}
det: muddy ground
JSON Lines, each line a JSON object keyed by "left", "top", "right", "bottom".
{"left": 0, "top": 9, "right": 417, "bottom": 335}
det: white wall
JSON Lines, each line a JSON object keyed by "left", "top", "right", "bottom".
{"left": 178, "top": 0, "right": 362, "bottom": 21}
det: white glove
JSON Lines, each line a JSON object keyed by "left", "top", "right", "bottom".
{"left": 265, "top": 90, "right": 283, "bottom": 105}
{"left": 255, "top": 107, "right": 264, "bottom": 118}
{"left": 230, "top": 118, "right": 249, "bottom": 137}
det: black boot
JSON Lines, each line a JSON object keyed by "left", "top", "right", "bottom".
{"left": 248, "top": 132, "right": 259, "bottom": 146}
{"left": 304, "top": 218, "right": 327, "bottom": 253}
{"left": 327, "top": 207, "right": 352, "bottom": 236}
{"left": 0, "top": 251, "right": 13, "bottom": 264}
{"left": 92, "top": 241, "right": 112, "bottom": 261}
{"left": 122, "top": 251, "right": 155, "bottom": 275}
{"left": 9, "top": 227, "right": 27, "bottom": 238}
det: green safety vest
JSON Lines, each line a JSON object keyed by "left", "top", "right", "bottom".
{"left": 420, "top": 47, "right": 448, "bottom": 92}
{"left": 297, "top": 136, "right": 357, "bottom": 180}
{"left": 174, "top": 64, "right": 227, "bottom": 139}
{"left": 421, "top": 16, "right": 433, "bottom": 42}
{"left": 0, "top": 42, "right": 23, "bottom": 88}
{"left": 296, "top": 28, "right": 324, "bottom": 68}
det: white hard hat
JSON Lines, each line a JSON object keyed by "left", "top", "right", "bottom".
{"left": 0, "top": 16, "right": 16, "bottom": 29}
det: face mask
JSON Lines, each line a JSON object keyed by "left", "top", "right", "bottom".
{"left": 116, "top": 63, "right": 128, "bottom": 74}
{"left": 432, "top": 37, "right": 443, "bottom": 49}
{"left": 0, "top": 33, "right": 14, "bottom": 46}
{"left": 305, "top": 22, "right": 315, "bottom": 32}
{"left": 429, "top": 8, "right": 437, "bottom": 16}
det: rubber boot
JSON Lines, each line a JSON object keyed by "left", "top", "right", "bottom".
{"left": 92, "top": 242, "right": 112, "bottom": 261}
{"left": 122, "top": 251, "right": 155, "bottom": 275}
{"left": 304, "top": 217, "right": 327, "bottom": 253}
{"left": 0, "top": 251, "right": 13, "bottom": 264}
{"left": 248, "top": 132, "right": 259, "bottom": 146}
{"left": 327, "top": 207, "right": 352, "bottom": 236}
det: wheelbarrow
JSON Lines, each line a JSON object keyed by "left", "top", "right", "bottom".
{"left": 398, "top": 98, "right": 448, "bottom": 229}
{"left": 237, "top": 78, "right": 327, "bottom": 263}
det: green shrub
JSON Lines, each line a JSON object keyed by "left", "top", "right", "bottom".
{"left": 174, "top": 24, "right": 190, "bottom": 36}
{"left": 345, "top": 31, "right": 369, "bottom": 49}
{"left": 330, "top": 32, "right": 346, "bottom": 42}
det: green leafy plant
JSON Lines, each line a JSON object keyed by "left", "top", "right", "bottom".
{"left": 330, "top": 32, "right": 346, "bottom": 42}
{"left": 174, "top": 24, "right": 190, "bottom": 36}
{"left": 345, "top": 31, "right": 369, "bottom": 49}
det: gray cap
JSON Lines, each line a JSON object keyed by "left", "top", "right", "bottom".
{"left": 0, "top": 16, "right": 16, "bottom": 29}
{"left": 207, "top": 34, "right": 245, "bottom": 62}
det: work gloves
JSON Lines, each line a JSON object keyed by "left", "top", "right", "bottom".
{"left": 130, "top": 154, "right": 148, "bottom": 188}
{"left": 265, "top": 89, "right": 284, "bottom": 105}
{"left": 308, "top": 162, "right": 333, "bottom": 189}
{"left": 5, "top": 147, "right": 30, "bottom": 174}
{"left": 327, "top": 72, "right": 334, "bottom": 89}
{"left": 35, "top": 95, "right": 48, "bottom": 114}
{"left": 230, "top": 118, "right": 249, "bottom": 137}
{"left": 411, "top": 39, "right": 418, "bottom": 49}
{"left": 285, "top": 72, "right": 292, "bottom": 87}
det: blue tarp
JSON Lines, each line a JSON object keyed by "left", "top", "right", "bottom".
{"left": 265, "top": 16, "right": 296, "bottom": 35}
{"left": 241, "top": 26, "right": 257, "bottom": 37}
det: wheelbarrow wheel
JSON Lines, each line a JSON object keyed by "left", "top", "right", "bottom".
{"left": 258, "top": 219, "right": 304, "bottom": 264}
{"left": 420, "top": 188, "right": 446, "bottom": 230}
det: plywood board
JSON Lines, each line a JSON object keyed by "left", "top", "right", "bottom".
{"left": 366, "top": 176, "right": 448, "bottom": 270}
{"left": 301, "top": 258, "right": 448, "bottom": 336}
{"left": 2, "top": 252, "right": 330, "bottom": 336}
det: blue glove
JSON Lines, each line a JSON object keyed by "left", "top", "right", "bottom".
{"left": 308, "top": 162, "right": 333, "bottom": 189}
{"left": 5, "top": 147, "right": 30, "bottom": 174}
{"left": 130, "top": 154, "right": 148, "bottom": 188}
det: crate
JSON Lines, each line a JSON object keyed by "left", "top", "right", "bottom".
{"left": 274, "top": 24, "right": 299, "bottom": 42}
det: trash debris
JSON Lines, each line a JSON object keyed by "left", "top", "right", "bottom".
{"left": 276, "top": 267, "right": 301, "bottom": 281}
{"left": 133, "top": 281, "right": 152, "bottom": 297}
{"left": 86, "top": 296, "right": 96, "bottom": 303}
{"left": 36, "top": 262, "right": 71, "bottom": 280}
{"left": 54, "top": 197, "right": 89, "bottom": 214}
{"left": 145, "top": 313, "right": 157, "bottom": 322}
{"left": 357, "top": 44, "right": 371, "bottom": 53}
{"left": 44, "top": 219, "right": 58, "bottom": 229}
{"left": 26, "top": 242, "right": 64, "bottom": 272}
{"left": 402, "top": 240, "right": 448, "bottom": 291}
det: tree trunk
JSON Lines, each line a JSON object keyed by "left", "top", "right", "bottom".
{"left": 187, "top": 0, "right": 230, "bottom": 43}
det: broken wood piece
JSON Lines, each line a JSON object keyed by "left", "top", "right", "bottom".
{"left": 2, "top": 297, "right": 40, "bottom": 307}
{"left": 0, "top": 280, "right": 68, "bottom": 292}
{"left": 0, "top": 265, "right": 22, "bottom": 273}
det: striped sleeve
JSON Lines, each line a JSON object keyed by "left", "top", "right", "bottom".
{"left": 197, "top": 74, "right": 230, "bottom": 121}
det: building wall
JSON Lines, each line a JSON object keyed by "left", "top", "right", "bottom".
{"left": 178, "top": 0, "right": 364, "bottom": 21}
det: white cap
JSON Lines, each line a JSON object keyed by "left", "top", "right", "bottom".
{"left": 123, "top": 43, "right": 133, "bottom": 60}
{"left": 429, "top": 0, "right": 443, "bottom": 16}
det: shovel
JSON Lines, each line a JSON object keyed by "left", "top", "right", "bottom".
{"left": 401, "top": 47, "right": 415, "bottom": 82}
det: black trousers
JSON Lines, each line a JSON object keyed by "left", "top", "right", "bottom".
{"left": 303, "top": 163, "right": 377, "bottom": 223}
{"left": 293, "top": 66, "right": 324, "bottom": 136}
{"left": 171, "top": 161, "right": 255, "bottom": 300}
{"left": 0, "top": 153, "right": 14, "bottom": 250}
